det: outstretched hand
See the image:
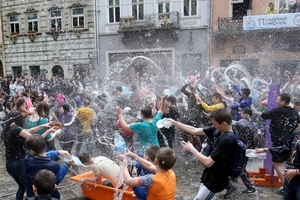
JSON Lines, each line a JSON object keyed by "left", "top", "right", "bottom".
{"left": 181, "top": 141, "right": 196, "bottom": 152}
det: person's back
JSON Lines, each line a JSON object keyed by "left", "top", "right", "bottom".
{"left": 129, "top": 109, "right": 161, "bottom": 154}
{"left": 77, "top": 105, "right": 95, "bottom": 132}
{"left": 24, "top": 134, "right": 70, "bottom": 199}
{"left": 92, "top": 156, "right": 122, "bottom": 188}
{"left": 262, "top": 101, "right": 299, "bottom": 146}
{"left": 78, "top": 153, "right": 123, "bottom": 188}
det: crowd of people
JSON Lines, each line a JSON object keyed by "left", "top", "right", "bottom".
{"left": 0, "top": 64, "right": 300, "bottom": 200}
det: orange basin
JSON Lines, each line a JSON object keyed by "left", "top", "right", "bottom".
{"left": 71, "top": 171, "right": 135, "bottom": 200}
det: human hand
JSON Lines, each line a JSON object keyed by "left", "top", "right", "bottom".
{"left": 195, "top": 94, "right": 202, "bottom": 103}
{"left": 167, "top": 118, "right": 176, "bottom": 125}
{"left": 116, "top": 106, "right": 122, "bottom": 116}
{"left": 284, "top": 169, "right": 297, "bottom": 182}
{"left": 254, "top": 148, "right": 264, "bottom": 154}
{"left": 116, "top": 152, "right": 127, "bottom": 163}
{"left": 43, "top": 123, "right": 52, "bottom": 129}
{"left": 126, "top": 150, "right": 138, "bottom": 161}
{"left": 47, "top": 127, "right": 57, "bottom": 133}
{"left": 59, "top": 150, "right": 71, "bottom": 159}
{"left": 68, "top": 159, "right": 75, "bottom": 166}
{"left": 181, "top": 141, "right": 196, "bottom": 152}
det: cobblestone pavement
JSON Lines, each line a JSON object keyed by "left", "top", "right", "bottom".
{"left": 0, "top": 135, "right": 284, "bottom": 200}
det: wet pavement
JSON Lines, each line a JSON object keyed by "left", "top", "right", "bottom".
{"left": 0, "top": 133, "right": 284, "bottom": 200}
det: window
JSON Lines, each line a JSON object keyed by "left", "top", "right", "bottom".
{"left": 10, "top": 15, "right": 20, "bottom": 34}
{"left": 132, "top": 0, "right": 144, "bottom": 20}
{"left": 109, "top": 0, "right": 120, "bottom": 23}
{"left": 72, "top": 8, "right": 84, "bottom": 28}
{"left": 12, "top": 67, "right": 22, "bottom": 78}
{"left": 30, "top": 66, "right": 40, "bottom": 80}
{"left": 184, "top": 0, "right": 197, "bottom": 16}
{"left": 28, "top": 13, "right": 38, "bottom": 32}
{"left": 50, "top": 10, "right": 62, "bottom": 30}
{"left": 158, "top": 2, "right": 170, "bottom": 13}
{"left": 233, "top": 45, "right": 246, "bottom": 54}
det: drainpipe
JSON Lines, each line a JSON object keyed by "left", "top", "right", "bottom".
{"left": 1, "top": 13, "right": 6, "bottom": 76}
{"left": 94, "top": 0, "right": 100, "bottom": 78}
{"left": 207, "top": 0, "right": 212, "bottom": 68}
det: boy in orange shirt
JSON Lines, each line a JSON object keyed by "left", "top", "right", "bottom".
{"left": 120, "top": 147, "right": 177, "bottom": 200}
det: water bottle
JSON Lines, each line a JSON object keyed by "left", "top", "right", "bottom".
{"left": 114, "top": 131, "right": 126, "bottom": 154}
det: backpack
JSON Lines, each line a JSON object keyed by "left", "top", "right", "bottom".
{"left": 214, "top": 131, "right": 247, "bottom": 178}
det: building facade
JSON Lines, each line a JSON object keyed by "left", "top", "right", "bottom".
{"left": 0, "top": 0, "right": 3, "bottom": 76}
{"left": 210, "top": 0, "right": 300, "bottom": 76}
{"left": 1, "top": 0, "right": 96, "bottom": 79}
{"left": 97, "top": 0, "right": 210, "bottom": 78}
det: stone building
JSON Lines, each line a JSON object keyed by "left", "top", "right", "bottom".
{"left": 210, "top": 0, "right": 300, "bottom": 76}
{"left": 97, "top": 0, "right": 210, "bottom": 79}
{"left": 0, "top": 0, "right": 96, "bottom": 79}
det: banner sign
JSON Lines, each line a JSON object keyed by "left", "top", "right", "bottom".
{"left": 243, "top": 13, "right": 300, "bottom": 30}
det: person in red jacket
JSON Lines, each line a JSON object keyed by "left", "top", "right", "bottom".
{"left": 116, "top": 107, "right": 136, "bottom": 151}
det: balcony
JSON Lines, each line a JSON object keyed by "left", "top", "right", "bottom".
{"left": 118, "top": 11, "right": 180, "bottom": 43}
{"left": 218, "top": 17, "right": 243, "bottom": 31}
{"left": 218, "top": 13, "right": 300, "bottom": 32}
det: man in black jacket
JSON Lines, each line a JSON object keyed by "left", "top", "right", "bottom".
{"left": 261, "top": 93, "right": 300, "bottom": 187}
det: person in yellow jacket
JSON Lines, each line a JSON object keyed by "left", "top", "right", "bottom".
{"left": 266, "top": 2, "right": 278, "bottom": 14}
{"left": 195, "top": 93, "right": 224, "bottom": 112}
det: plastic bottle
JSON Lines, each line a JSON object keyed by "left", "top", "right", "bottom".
{"left": 114, "top": 131, "right": 126, "bottom": 154}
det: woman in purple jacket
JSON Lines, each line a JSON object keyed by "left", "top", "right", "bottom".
{"left": 56, "top": 104, "right": 75, "bottom": 153}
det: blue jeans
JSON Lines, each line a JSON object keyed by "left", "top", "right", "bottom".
{"left": 284, "top": 178, "right": 300, "bottom": 200}
{"left": 75, "top": 134, "right": 93, "bottom": 156}
{"left": 6, "top": 160, "right": 25, "bottom": 200}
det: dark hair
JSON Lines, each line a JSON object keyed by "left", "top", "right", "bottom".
{"left": 242, "top": 107, "right": 252, "bottom": 116}
{"left": 1, "top": 110, "right": 23, "bottom": 140}
{"left": 225, "top": 90, "right": 232, "bottom": 96}
{"left": 34, "top": 169, "right": 56, "bottom": 195}
{"left": 145, "top": 145, "right": 160, "bottom": 162}
{"left": 36, "top": 102, "right": 50, "bottom": 118}
{"left": 21, "top": 92, "right": 28, "bottom": 97}
{"left": 61, "top": 103, "right": 70, "bottom": 112}
{"left": 141, "top": 106, "right": 152, "bottom": 118}
{"left": 156, "top": 147, "right": 177, "bottom": 171}
{"left": 83, "top": 99, "right": 90, "bottom": 106}
{"left": 17, "top": 98, "right": 26, "bottom": 111}
{"left": 78, "top": 153, "right": 91, "bottom": 164}
{"left": 210, "top": 108, "right": 232, "bottom": 125}
{"left": 212, "top": 93, "right": 222, "bottom": 101}
{"left": 25, "top": 134, "right": 47, "bottom": 154}
{"left": 279, "top": 93, "right": 291, "bottom": 105}
{"left": 241, "top": 88, "right": 250, "bottom": 96}
{"left": 116, "top": 86, "right": 123, "bottom": 92}
{"left": 167, "top": 96, "right": 177, "bottom": 106}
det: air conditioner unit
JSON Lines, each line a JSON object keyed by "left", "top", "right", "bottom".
{"left": 231, "top": 0, "right": 244, "bottom": 3}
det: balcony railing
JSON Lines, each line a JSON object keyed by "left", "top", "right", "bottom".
{"left": 119, "top": 11, "right": 179, "bottom": 30}
{"left": 218, "top": 17, "right": 243, "bottom": 31}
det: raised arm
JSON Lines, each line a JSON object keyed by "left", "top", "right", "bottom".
{"left": 116, "top": 106, "right": 131, "bottom": 131}
{"left": 169, "top": 119, "right": 205, "bottom": 136}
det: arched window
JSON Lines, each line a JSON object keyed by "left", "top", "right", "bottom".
{"left": 52, "top": 65, "right": 64, "bottom": 77}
